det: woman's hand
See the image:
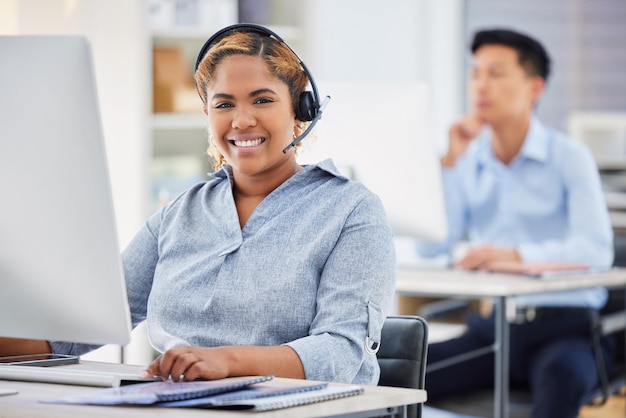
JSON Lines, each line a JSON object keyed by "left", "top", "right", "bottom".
{"left": 142, "top": 346, "right": 231, "bottom": 381}
{"left": 140, "top": 345, "right": 305, "bottom": 382}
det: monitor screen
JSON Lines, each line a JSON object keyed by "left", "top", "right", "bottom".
{"left": 0, "top": 35, "right": 132, "bottom": 346}
{"left": 298, "top": 81, "right": 448, "bottom": 242}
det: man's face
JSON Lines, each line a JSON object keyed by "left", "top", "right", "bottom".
{"left": 469, "top": 44, "right": 543, "bottom": 124}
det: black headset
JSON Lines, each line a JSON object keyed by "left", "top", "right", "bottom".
{"left": 194, "top": 23, "right": 330, "bottom": 153}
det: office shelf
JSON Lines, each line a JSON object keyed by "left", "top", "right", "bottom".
{"left": 152, "top": 24, "right": 301, "bottom": 42}
{"left": 570, "top": 112, "right": 626, "bottom": 230}
{"left": 152, "top": 113, "right": 206, "bottom": 130}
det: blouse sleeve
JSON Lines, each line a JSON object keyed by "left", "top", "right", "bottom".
{"left": 285, "top": 192, "right": 396, "bottom": 383}
{"left": 49, "top": 212, "right": 162, "bottom": 356}
{"left": 120, "top": 213, "right": 161, "bottom": 328}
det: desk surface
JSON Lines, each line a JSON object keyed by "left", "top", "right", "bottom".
{"left": 396, "top": 266, "right": 626, "bottom": 418}
{"left": 0, "top": 362, "right": 426, "bottom": 418}
{"left": 396, "top": 266, "right": 626, "bottom": 298}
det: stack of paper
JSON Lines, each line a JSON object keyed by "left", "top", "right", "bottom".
{"left": 44, "top": 375, "right": 364, "bottom": 412}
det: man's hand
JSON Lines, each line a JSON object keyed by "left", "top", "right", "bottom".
{"left": 441, "top": 114, "right": 485, "bottom": 168}
{"left": 456, "top": 245, "right": 521, "bottom": 270}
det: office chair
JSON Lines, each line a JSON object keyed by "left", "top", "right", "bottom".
{"left": 583, "top": 287, "right": 626, "bottom": 407}
{"left": 583, "top": 234, "right": 626, "bottom": 407}
{"left": 377, "top": 315, "right": 429, "bottom": 418}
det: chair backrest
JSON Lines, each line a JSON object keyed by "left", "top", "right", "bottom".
{"left": 377, "top": 315, "right": 429, "bottom": 418}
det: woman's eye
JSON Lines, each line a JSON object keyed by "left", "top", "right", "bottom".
{"left": 255, "top": 98, "right": 273, "bottom": 104}
{"left": 215, "top": 102, "right": 233, "bottom": 109}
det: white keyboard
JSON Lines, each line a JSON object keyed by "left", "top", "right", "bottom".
{"left": 0, "top": 364, "right": 158, "bottom": 387}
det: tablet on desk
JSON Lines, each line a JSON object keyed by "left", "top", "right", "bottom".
{"left": 0, "top": 354, "right": 79, "bottom": 367}
{"left": 0, "top": 388, "right": 18, "bottom": 396}
{"left": 482, "top": 261, "right": 591, "bottom": 278}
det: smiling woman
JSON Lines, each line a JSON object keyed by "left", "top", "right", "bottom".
{"left": 3, "top": 24, "right": 397, "bottom": 387}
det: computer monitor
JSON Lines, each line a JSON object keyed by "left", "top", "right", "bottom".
{"left": 0, "top": 35, "right": 132, "bottom": 346}
{"left": 298, "top": 81, "right": 448, "bottom": 241}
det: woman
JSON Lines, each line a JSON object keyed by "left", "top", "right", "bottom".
{"left": 1, "top": 25, "right": 396, "bottom": 385}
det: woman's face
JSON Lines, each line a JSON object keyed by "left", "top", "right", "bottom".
{"left": 204, "top": 54, "right": 298, "bottom": 177}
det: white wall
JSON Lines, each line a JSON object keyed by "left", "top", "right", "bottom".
{"left": 424, "top": 1, "right": 465, "bottom": 154}
{"left": 303, "top": 0, "right": 464, "bottom": 152}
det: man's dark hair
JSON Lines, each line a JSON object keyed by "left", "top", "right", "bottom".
{"left": 471, "top": 29, "right": 551, "bottom": 81}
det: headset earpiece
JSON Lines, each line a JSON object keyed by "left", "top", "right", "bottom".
{"left": 297, "top": 91, "right": 317, "bottom": 122}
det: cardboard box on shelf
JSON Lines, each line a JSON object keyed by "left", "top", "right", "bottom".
{"left": 153, "top": 84, "right": 200, "bottom": 113}
{"left": 153, "top": 47, "right": 190, "bottom": 86}
{"left": 153, "top": 47, "right": 199, "bottom": 113}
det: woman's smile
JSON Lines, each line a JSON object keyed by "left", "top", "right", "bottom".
{"left": 229, "top": 134, "right": 267, "bottom": 149}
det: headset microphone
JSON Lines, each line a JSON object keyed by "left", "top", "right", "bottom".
{"left": 282, "top": 95, "right": 330, "bottom": 154}
{"left": 195, "top": 24, "right": 329, "bottom": 154}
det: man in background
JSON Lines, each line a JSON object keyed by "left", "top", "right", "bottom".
{"left": 418, "top": 29, "right": 615, "bottom": 418}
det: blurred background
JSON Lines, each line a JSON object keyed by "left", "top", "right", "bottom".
{"left": 1, "top": 0, "right": 625, "bottom": 369}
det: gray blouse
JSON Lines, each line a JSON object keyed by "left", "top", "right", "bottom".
{"left": 51, "top": 159, "right": 396, "bottom": 384}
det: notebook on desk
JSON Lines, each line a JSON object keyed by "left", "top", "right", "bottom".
{"left": 45, "top": 375, "right": 274, "bottom": 404}
{"left": 45, "top": 375, "right": 364, "bottom": 412}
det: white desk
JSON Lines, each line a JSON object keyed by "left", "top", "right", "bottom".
{"left": 396, "top": 267, "right": 626, "bottom": 418}
{"left": 0, "top": 362, "right": 426, "bottom": 418}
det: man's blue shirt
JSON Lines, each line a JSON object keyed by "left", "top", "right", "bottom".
{"left": 418, "top": 117, "right": 613, "bottom": 308}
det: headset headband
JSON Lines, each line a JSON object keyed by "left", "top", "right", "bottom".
{"left": 195, "top": 24, "right": 283, "bottom": 72}
{"left": 194, "top": 23, "right": 320, "bottom": 109}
